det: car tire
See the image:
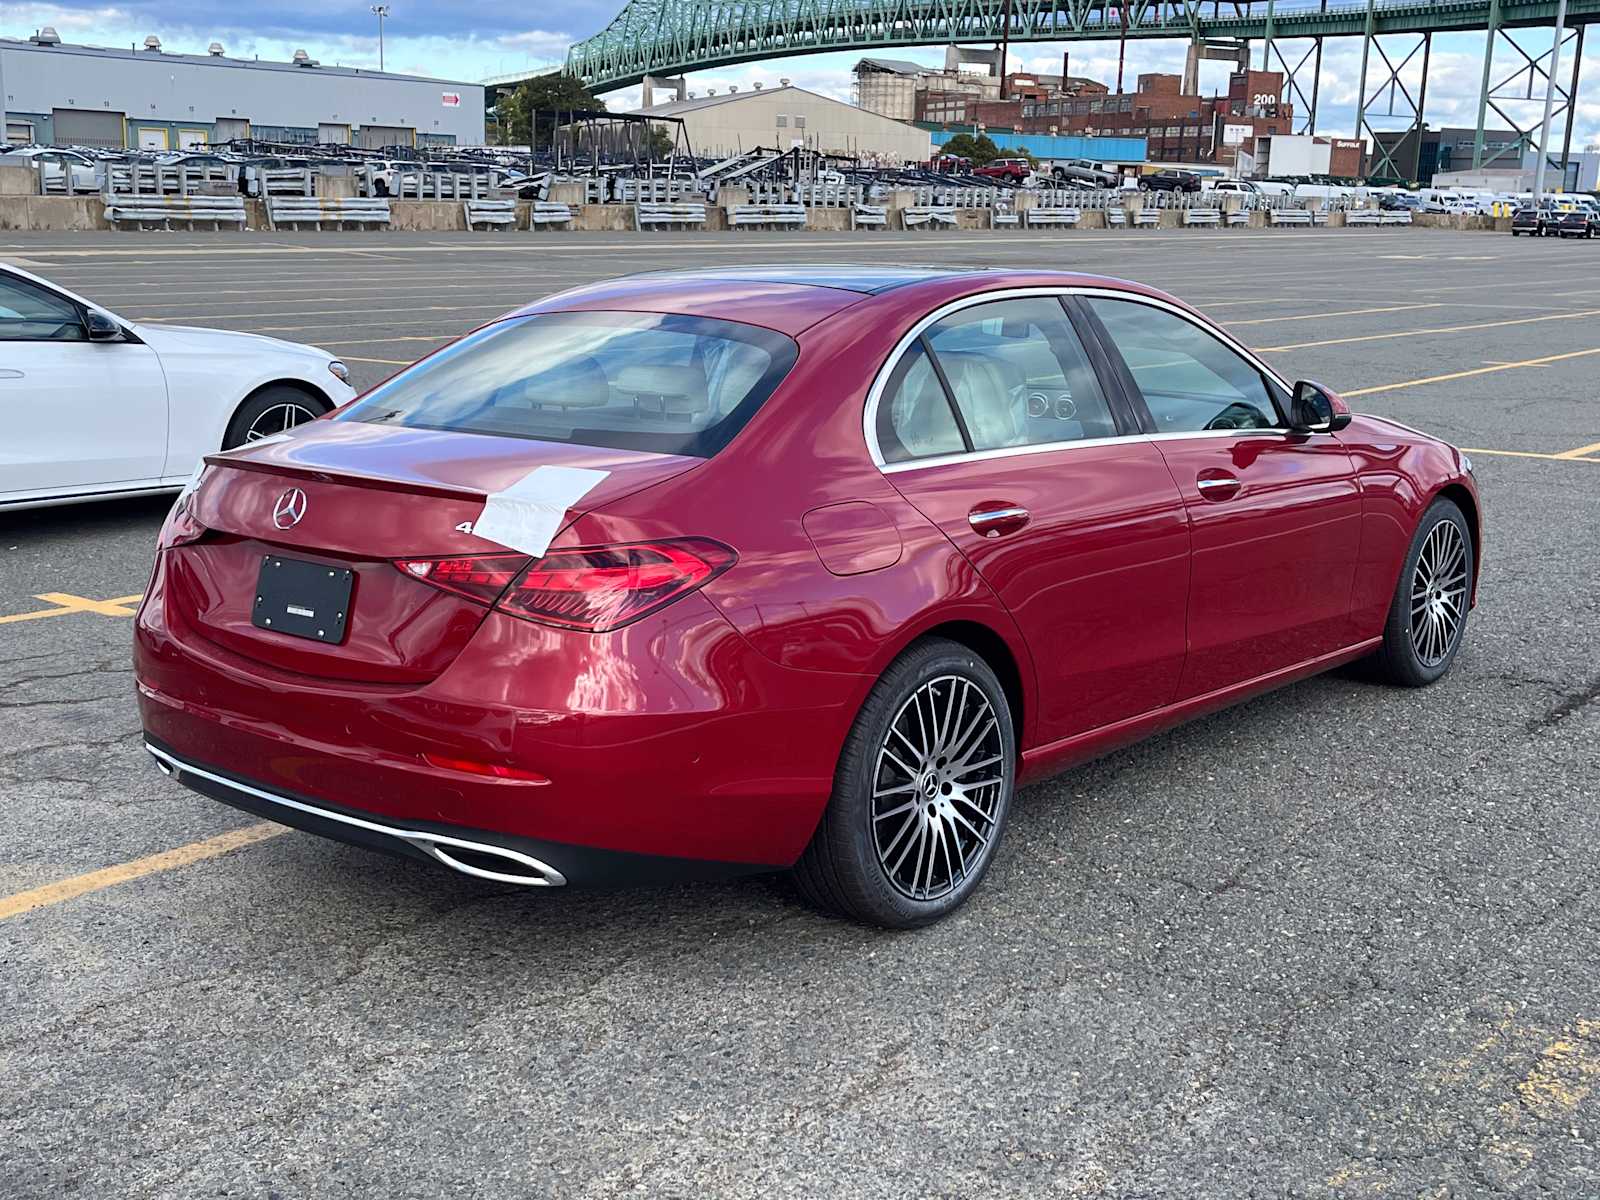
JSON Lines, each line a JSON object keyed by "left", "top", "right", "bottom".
{"left": 222, "top": 385, "right": 329, "bottom": 450}
{"left": 1370, "top": 498, "right": 1474, "bottom": 688}
{"left": 793, "top": 638, "right": 1017, "bottom": 929}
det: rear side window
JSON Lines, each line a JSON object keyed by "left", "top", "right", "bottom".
{"left": 923, "top": 298, "right": 1117, "bottom": 448}
{"left": 339, "top": 312, "right": 797, "bottom": 457}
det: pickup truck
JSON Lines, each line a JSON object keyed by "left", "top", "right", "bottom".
{"left": 973, "top": 158, "right": 1032, "bottom": 182}
{"left": 1049, "top": 160, "right": 1120, "bottom": 189}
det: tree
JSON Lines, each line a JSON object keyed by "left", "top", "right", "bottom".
{"left": 646, "top": 124, "right": 677, "bottom": 160}
{"left": 938, "top": 133, "right": 1004, "bottom": 165}
{"left": 496, "top": 72, "right": 605, "bottom": 148}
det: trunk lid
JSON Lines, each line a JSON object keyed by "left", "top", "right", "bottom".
{"left": 173, "top": 421, "right": 699, "bottom": 683}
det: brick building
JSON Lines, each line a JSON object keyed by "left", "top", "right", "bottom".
{"left": 1008, "top": 69, "right": 1291, "bottom": 165}
{"left": 915, "top": 69, "right": 1106, "bottom": 127}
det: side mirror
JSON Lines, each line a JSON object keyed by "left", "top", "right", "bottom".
{"left": 1289, "top": 380, "right": 1352, "bottom": 434}
{"left": 84, "top": 309, "right": 123, "bottom": 341}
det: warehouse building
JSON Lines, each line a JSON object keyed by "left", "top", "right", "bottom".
{"left": 0, "top": 29, "right": 484, "bottom": 149}
{"left": 633, "top": 84, "right": 931, "bottom": 164}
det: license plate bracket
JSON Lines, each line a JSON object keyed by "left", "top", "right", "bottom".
{"left": 252, "top": 555, "right": 354, "bottom": 644}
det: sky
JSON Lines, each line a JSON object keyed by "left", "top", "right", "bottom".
{"left": 2, "top": 2, "right": 1596, "bottom": 152}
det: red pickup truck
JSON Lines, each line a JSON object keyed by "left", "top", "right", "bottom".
{"left": 973, "top": 158, "right": 1032, "bottom": 181}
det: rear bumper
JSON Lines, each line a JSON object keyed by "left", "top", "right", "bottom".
{"left": 144, "top": 738, "right": 771, "bottom": 887}
{"left": 135, "top": 549, "right": 865, "bottom": 871}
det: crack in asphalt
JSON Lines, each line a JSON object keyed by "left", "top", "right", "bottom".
{"left": 1523, "top": 672, "right": 1600, "bottom": 735}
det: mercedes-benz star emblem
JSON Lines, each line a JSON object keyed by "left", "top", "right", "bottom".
{"left": 272, "top": 487, "right": 307, "bottom": 529}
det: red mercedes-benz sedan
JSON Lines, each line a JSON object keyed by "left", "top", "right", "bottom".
{"left": 136, "top": 266, "right": 1480, "bottom": 927}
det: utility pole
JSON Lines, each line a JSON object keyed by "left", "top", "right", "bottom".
{"left": 1532, "top": 0, "right": 1569, "bottom": 204}
{"left": 998, "top": 0, "right": 1013, "bottom": 94}
{"left": 0, "top": 31, "right": 9, "bottom": 147}
{"left": 370, "top": 5, "right": 390, "bottom": 72}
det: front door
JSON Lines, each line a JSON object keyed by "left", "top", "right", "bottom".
{"left": 0, "top": 272, "right": 169, "bottom": 499}
{"left": 1082, "top": 295, "right": 1364, "bottom": 699}
{"left": 874, "top": 295, "right": 1191, "bottom": 746}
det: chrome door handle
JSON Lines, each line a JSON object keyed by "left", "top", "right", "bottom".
{"left": 1196, "top": 474, "right": 1242, "bottom": 501}
{"left": 968, "top": 505, "right": 1030, "bottom": 537}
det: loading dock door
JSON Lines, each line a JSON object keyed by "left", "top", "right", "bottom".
{"left": 354, "top": 125, "right": 415, "bottom": 150}
{"left": 318, "top": 123, "right": 351, "bottom": 145}
{"left": 136, "top": 127, "right": 170, "bottom": 151}
{"left": 214, "top": 118, "right": 250, "bottom": 142}
{"left": 50, "top": 108, "right": 126, "bottom": 149}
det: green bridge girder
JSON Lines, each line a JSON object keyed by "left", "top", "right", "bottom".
{"left": 566, "top": 0, "right": 1600, "bottom": 92}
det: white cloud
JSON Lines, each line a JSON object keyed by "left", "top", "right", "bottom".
{"left": 496, "top": 29, "right": 570, "bottom": 60}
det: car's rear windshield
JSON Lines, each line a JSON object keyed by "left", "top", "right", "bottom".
{"left": 337, "top": 311, "right": 798, "bottom": 458}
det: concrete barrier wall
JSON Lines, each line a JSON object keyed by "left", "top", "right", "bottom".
{"left": 0, "top": 195, "right": 1512, "bottom": 235}
{"left": 0, "top": 196, "right": 110, "bottom": 231}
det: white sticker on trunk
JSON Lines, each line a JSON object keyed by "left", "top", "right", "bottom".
{"left": 472, "top": 465, "right": 610, "bottom": 558}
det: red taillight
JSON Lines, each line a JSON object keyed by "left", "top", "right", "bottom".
{"left": 500, "top": 539, "right": 736, "bottom": 631}
{"left": 421, "top": 752, "right": 549, "bottom": 784}
{"left": 394, "top": 539, "right": 735, "bottom": 633}
{"left": 396, "top": 554, "right": 530, "bottom": 604}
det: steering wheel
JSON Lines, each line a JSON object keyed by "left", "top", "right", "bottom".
{"left": 1204, "top": 402, "right": 1267, "bottom": 431}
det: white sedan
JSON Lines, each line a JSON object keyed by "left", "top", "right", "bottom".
{"left": 1, "top": 263, "right": 356, "bottom": 511}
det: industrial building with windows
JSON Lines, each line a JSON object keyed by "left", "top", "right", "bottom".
{"left": 633, "top": 83, "right": 932, "bottom": 163}
{"left": 0, "top": 29, "right": 484, "bottom": 149}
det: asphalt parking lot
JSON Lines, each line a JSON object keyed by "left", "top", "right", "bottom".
{"left": 2, "top": 227, "right": 1597, "bottom": 1198}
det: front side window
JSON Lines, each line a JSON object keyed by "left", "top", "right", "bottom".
{"left": 1087, "top": 298, "right": 1281, "bottom": 433}
{"left": 0, "top": 274, "right": 85, "bottom": 342}
{"left": 923, "top": 298, "right": 1117, "bottom": 450}
{"left": 338, "top": 312, "right": 796, "bottom": 458}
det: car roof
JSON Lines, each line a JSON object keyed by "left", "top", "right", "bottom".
{"left": 625, "top": 265, "right": 996, "bottom": 295}
{"left": 519, "top": 268, "right": 1186, "bottom": 338}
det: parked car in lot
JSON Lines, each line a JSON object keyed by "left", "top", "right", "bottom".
{"left": 1510, "top": 204, "right": 1559, "bottom": 236}
{"left": 973, "top": 158, "right": 1032, "bottom": 182}
{"left": 1420, "top": 190, "right": 1473, "bottom": 214}
{"left": 0, "top": 145, "right": 102, "bottom": 192}
{"left": 1050, "top": 159, "right": 1120, "bottom": 189}
{"left": 1142, "top": 169, "right": 1202, "bottom": 192}
{"left": 1552, "top": 204, "right": 1597, "bottom": 238}
{"left": 1, "top": 264, "right": 355, "bottom": 511}
{"left": 137, "top": 266, "right": 1480, "bottom": 927}
{"left": 1379, "top": 192, "right": 1423, "bottom": 212}
{"left": 1205, "top": 179, "right": 1258, "bottom": 196}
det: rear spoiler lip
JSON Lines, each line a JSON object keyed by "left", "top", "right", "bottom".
{"left": 200, "top": 453, "right": 486, "bottom": 503}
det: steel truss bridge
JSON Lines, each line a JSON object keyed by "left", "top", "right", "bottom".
{"left": 566, "top": 0, "right": 1600, "bottom": 180}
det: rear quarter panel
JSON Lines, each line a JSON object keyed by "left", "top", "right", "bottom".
{"left": 559, "top": 291, "right": 1043, "bottom": 748}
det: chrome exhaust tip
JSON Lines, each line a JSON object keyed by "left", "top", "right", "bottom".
{"left": 405, "top": 834, "right": 567, "bottom": 888}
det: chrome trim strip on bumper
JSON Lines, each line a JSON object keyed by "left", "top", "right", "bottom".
{"left": 144, "top": 742, "right": 567, "bottom": 887}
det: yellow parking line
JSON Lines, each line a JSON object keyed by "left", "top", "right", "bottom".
{"left": 1258, "top": 308, "right": 1600, "bottom": 351}
{"left": 1555, "top": 440, "right": 1600, "bottom": 460}
{"left": 1227, "top": 303, "right": 1442, "bottom": 326}
{"left": 0, "top": 823, "right": 287, "bottom": 921}
{"left": 318, "top": 335, "right": 451, "bottom": 349}
{"left": 337, "top": 355, "right": 414, "bottom": 366}
{"left": 1460, "top": 447, "right": 1600, "bottom": 463}
{"left": 0, "top": 592, "right": 144, "bottom": 625}
{"left": 1342, "top": 348, "right": 1600, "bottom": 398}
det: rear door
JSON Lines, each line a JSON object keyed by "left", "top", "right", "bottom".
{"left": 874, "top": 293, "right": 1191, "bottom": 747}
{"left": 1081, "top": 294, "right": 1363, "bottom": 700}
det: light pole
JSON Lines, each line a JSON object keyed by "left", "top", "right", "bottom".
{"left": 1532, "top": 0, "right": 1569, "bottom": 204}
{"left": 370, "top": 5, "right": 390, "bottom": 72}
{"left": 1, "top": 31, "right": 9, "bottom": 147}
